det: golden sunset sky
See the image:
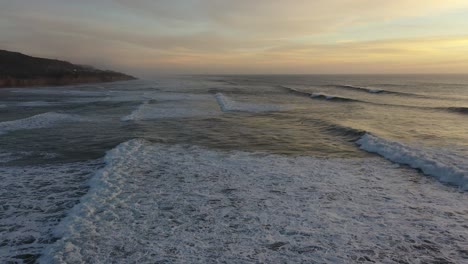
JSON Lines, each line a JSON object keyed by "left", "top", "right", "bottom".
{"left": 1, "top": 0, "right": 468, "bottom": 76}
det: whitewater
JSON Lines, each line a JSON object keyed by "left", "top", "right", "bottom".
{"left": 0, "top": 75, "right": 467, "bottom": 263}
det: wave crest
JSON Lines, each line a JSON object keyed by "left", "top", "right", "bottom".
{"left": 0, "top": 112, "right": 87, "bottom": 135}
{"left": 446, "top": 107, "right": 468, "bottom": 115}
{"left": 215, "top": 93, "right": 286, "bottom": 112}
{"left": 357, "top": 133, "right": 468, "bottom": 190}
{"left": 310, "top": 93, "right": 359, "bottom": 103}
{"left": 333, "top": 85, "right": 420, "bottom": 97}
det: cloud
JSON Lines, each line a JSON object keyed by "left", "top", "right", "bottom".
{"left": 112, "top": 0, "right": 468, "bottom": 38}
{"left": 1, "top": 1, "right": 468, "bottom": 75}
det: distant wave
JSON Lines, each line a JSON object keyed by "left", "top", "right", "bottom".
{"left": 8, "top": 88, "right": 109, "bottom": 97}
{"left": 281, "top": 85, "right": 399, "bottom": 106}
{"left": 208, "top": 88, "right": 257, "bottom": 95}
{"left": 335, "top": 85, "right": 385, "bottom": 94}
{"left": 319, "top": 120, "right": 468, "bottom": 190}
{"left": 279, "top": 85, "right": 361, "bottom": 103}
{"left": 0, "top": 151, "right": 60, "bottom": 164}
{"left": 322, "top": 123, "right": 366, "bottom": 142}
{"left": 122, "top": 101, "right": 220, "bottom": 121}
{"left": 357, "top": 133, "right": 468, "bottom": 190}
{"left": 332, "top": 84, "right": 423, "bottom": 97}
{"left": 121, "top": 101, "right": 150, "bottom": 121}
{"left": 277, "top": 85, "right": 311, "bottom": 97}
{"left": 0, "top": 112, "right": 88, "bottom": 135}
{"left": 280, "top": 85, "right": 468, "bottom": 115}
{"left": 16, "top": 101, "right": 62, "bottom": 107}
{"left": 215, "top": 93, "right": 286, "bottom": 113}
{"left": 309, "top": 93, "right": 361, "bottom": 103}
{"left": 212, "top": 79, "right": 239, "bottom": 86}
{"left": 446, "top": 107, "right": 468, "bottom": 115}
{"left": 422, "top": 106, "right": 468, "bottom": 116}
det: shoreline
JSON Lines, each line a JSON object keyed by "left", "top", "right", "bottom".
{"left": 0, "top": 75, "right": 136, "bottom": 89}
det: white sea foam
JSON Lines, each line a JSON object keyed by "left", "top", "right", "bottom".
{"left": 16, "top": 101, "right": 62, "bottom": 107}
{"left": 0, "top": 112, "right": 88, "bottom": 135}
{"left": 110, "top": 92, "right": 209, "bottom": 103}
{"left": 343, "top": 84, "right": 384, "bottom": 93}
{"left": 0, "top": 152, "right": 21, "bottom": 163}
{"left": 65, "top": 97, "right": 111, "bottom": 104}
{"left": 215, "top": 93, "right": 286, "bottom": 112}
{"left": 0, "top": 151, "right": 60, "bottom": 163}
{"left": 40, "top": 139, "right": 468, "bottom": 263}
{"left": 8, "top": 88, "right": 109, "bottom": 97}
{"left": 121, "top": 100, "right": 220, "bottom": 121}
{"left": 66, "top": 92, "right": 211, "bottom": 105}
{"left": 0, "top": 161, "right": 100, "bottom": 262}
{"left": 357, "top": 133, "right": 468, "bottom": 190}
{"left": 149, "top": 92, "right": 211, "bottom": 101}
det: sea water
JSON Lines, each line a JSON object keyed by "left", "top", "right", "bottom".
{"left": 0, "top": 75, "right": 467, "bottom": 263}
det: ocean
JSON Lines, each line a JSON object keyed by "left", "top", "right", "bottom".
{"left": 0, "top": 75, "right": 467, "bottom": 263}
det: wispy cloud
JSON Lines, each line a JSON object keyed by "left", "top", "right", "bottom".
{"left": 1, "top": 1, "right": 468, "bottom": 75}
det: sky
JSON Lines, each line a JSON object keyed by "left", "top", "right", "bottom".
{"left": 1, "top": 0, "right": 468, "bottom": 77}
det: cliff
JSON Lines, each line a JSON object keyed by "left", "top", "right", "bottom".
{"left": 0, "top": 50, "right": 136, "bottom": 88}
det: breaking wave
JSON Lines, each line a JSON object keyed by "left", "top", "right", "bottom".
{"left": 310, "top": 93, "right": 360, "bottom": 102}
{"left": 212, "top": 79, "right": 239, "bottom": 86}
{"left": 16, "top": 101, "right": 62, "bottom": 107}
{"left": 8, "top": 88, "right": 109, "bottom": 97}
{"left": 0, "top": 160, "right": 101, "bottom": 263}
{"left": 39, "top": 139, "right": 468, "bottom": 263}
{"left": 333, "top": 85, "right": 421, "bottom": 97}
{"left": 357, "top": 133, "right": 468, "bottom": 190}
{"left": 0, "top": 112, "right": 88, "bottom": 135}
{"left": 322, "top": 124, "right": 366, "bottom": 142}
{"left": 280, "top": 85, "right": 468, "bottom": 115}
{"left": 122, "top": 100, "right": 220, "bottom": 121}
{"left": 281, "top": 84, "right": 420, "bottom": 98}
{"left": 277, "top": 85, "right": 311, "bottom": 97}
{"left": 279, "top": 85, "right": 365, "bottom": 103}
{"left": 215, "top": 93, "right": 286, "bottom": 112}
{"left": 446, "top": 107, "right": 468, "bottom": 115}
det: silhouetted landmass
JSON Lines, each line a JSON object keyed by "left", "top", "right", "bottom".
{"left": 0, "top": 50, "right": 136, "bottom": 87}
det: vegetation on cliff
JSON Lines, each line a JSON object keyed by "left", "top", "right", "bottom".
{"left": 0, "top": 50, "right": 136, "bottom": 87}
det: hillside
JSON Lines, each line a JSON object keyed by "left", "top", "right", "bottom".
{"left": 0, "top": 50, "right": 136, "bottom": 87}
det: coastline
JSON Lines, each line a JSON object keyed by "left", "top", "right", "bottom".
{"left": 0, "top": 75, "right": 136, "bottom": 88}
{"left": 0, "top": 50, "right": 136, "bottom": 88}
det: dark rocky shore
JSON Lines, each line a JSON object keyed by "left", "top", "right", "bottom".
{"left": 0, "top": 50, "right": 136, "bottom": 88}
